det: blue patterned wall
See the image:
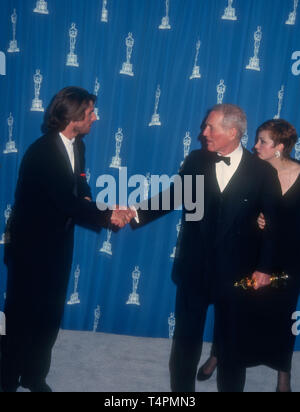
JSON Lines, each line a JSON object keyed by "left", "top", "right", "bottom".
{"left": 0, "top": 0, "right": 300, "bottom": 348}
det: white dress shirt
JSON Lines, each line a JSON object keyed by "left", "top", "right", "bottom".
{"left": 59, "top": 133, "right": 76, "bottom": 173}
{"left": 134, "top": 145, "right": 244, "bottom": 223}
{"left": 216, "top": 144, "right": 243, "bottom": 193}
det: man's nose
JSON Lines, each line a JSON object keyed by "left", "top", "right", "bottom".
{"left": 203, "top": 126, "right": 209, "bottom": 136}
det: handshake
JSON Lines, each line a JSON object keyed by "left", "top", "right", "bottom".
{"left": 110, "top": 206, "right": 137, "bottom": 229}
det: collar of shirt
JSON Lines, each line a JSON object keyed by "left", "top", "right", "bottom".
{"left": 217, "top": 143, "right": 243, "bottom": 168}
{"left": 59, "top": 133, "right": 76, "bottom": 172}
{"left": 216, "top": 143, "right": 243, "bottom": 192}
{"left": 59, "top": 132, "right": 75, "bottom": 147}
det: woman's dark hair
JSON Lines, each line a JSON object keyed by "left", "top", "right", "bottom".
{"left": 256, "top": 119, "right": 298, "bottom": 159}
{"left": 42, "top": 86, "right": 96, "bottom": 133}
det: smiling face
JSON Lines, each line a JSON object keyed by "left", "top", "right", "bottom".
{"left": 202, "top": 110, "right": 239, "bottom": 155}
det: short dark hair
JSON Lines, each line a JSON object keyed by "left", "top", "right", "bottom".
{"left": 42, "top": 86, "right": 96, "bottom": 133}
{"left": 211, "top": 104, "right": 247, "bottom": 140}
{"left": 256, "top": 119, "right": 298, "bottom": 159}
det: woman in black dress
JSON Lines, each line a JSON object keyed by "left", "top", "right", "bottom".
{"left": 197, "top": 119, "right": 300, "bottom": 392}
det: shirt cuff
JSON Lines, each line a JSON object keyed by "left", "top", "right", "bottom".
{"left": 130, "top": 206, "right": 139, "bottom": 224}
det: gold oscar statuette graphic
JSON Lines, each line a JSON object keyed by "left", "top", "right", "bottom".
{"left": 234, "top": 272, "right": 289, "bottom": 291}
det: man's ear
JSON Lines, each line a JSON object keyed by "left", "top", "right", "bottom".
{"left": 228, "top": 127, "right": 238, "bottom": 141}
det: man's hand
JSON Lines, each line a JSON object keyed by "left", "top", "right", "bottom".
{"left": 251, "top": 271, "right": 271, "bottom": 290}
{"left": 111, "top": 206, "right": 137, "bottom": 228}
{"left": 257, "top": 213, "right": 266, "bottom": 230}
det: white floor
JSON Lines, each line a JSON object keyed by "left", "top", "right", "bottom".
{"left": 18, "top": 329, "right": 300, "bottom": 392}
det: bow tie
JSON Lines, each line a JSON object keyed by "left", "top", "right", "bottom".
{"left": 214, "top": 155, "right": 231, "bottom": 166}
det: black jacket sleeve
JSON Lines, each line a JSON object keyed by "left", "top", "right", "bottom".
{"left": 131, "top": 150, "right": 203, "bottom": 229}
{"left": 17, "top": 141, "right": 112, "bottom": 230}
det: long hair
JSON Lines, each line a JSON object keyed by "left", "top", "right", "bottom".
{"left": 42, "top": 86, "right": 96, "bottom": 134}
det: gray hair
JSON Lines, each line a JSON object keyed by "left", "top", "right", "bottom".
{"left": 211, "top": 104, "right": 247, "bottom": 140}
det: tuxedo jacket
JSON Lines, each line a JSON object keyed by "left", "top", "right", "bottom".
{"left": 132, "top": 149, "right": 282, "bottom": 300}
{"left": 6, "top": 132, "right": 111, "bottom": 303}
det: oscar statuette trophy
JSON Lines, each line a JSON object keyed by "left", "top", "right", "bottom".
{"left": 234, "top": 272, "right": 289, "bottom": 291}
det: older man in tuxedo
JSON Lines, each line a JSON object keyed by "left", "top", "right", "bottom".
{"left": 1, "top": 86, "right": 133, "bottom": 392}
{"left": 132, "top": 104, "right": 281, "bottom": 392}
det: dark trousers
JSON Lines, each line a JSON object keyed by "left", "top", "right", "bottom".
{"left": 1, "top": 244, "right": 73, "bottom": 392}
{"left": 169, "top": 286, "right": 246, "bottom": 393}
{"left": 1, "top": 296, "right": 66, "bottom": 392}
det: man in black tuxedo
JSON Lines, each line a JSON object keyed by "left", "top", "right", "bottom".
{"left": 132, "top": 104, "right": 281, "bottom": 392}
{"left": 1, "top": 87, "right": 133, "bottom": 392}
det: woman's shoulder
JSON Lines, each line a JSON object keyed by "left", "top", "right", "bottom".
{"left": 289, "top": 159, "right": 300, "bottom": 174}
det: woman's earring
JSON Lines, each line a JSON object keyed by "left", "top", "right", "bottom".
{"left": 275, "top": 150, "right": 281, "bottom": 159}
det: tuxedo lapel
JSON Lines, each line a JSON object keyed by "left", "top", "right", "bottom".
{"left": 222, "top": 149, "right": 251, "bottom": 196}
{"left": 53, "top": 133, "right": 75, "bottom": 178}
{"left": 214, "top": 149, "right": 254, "bottom": 244}
{"left": 73, "top": 140, "right": 82, "bottom": 197}
{"left": 202, "top": 151, "right": 221, "bottom": 194}
{"left": 73, "top": 140, "right": 81, "bottom": 176}
{"left": 199, "top": 152, "right": 222, "bottom": 238}
{"left": 51, "top": 133, "right": 79, "bottom": 197}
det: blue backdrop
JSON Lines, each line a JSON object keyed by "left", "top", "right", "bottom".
{"left": 0, "top": 0, "right": 300, "bottom": 349}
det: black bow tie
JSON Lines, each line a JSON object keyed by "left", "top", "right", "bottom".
{"left": 214, "top": 155, "right": 231, "bottom": 166}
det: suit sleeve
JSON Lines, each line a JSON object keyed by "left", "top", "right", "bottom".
{"left": 131, "top": 150, "right": 201, "bottom": 229}
{"left": 20, "top": 144, "right": 112, "bottom": 230}
{"left": 256, "top": 164, "right": 282, "bottom": 274}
